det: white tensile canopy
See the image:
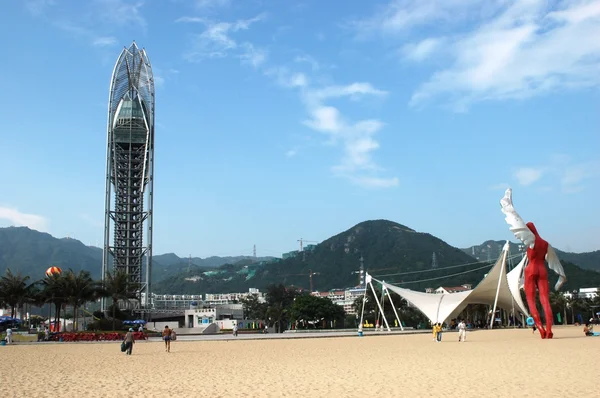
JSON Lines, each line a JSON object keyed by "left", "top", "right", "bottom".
{"left": 371, "top": 241, "right": 529, "bottom": 325}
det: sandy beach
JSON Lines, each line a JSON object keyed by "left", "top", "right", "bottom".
{"left": 0, "top": 326, "right": 596, "bottom": 398}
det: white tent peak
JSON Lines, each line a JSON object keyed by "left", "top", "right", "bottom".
{"left": 370, "top": 242, "right": 529, "bottom": 325}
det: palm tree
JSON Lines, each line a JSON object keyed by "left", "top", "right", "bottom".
{"left": 0, "top": 269, "right": 35, "bottom": 318}
{"left": 63, "top": 269, "right": 102, "bottom": 331}
{"left": 41, "top": 274, "right": 69, "bottom": 330}
{"left": 101, "top": 270, "right": 140, "bottom": 330}
{"left": 550, "top": 291, "right": 567, "bottom": 325}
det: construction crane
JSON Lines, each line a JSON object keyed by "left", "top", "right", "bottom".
{"left": 282, "top": 269, "right": 320, "bottom": 292}
{"left": 297, "top": 238, "right": 318, "bottom": 252}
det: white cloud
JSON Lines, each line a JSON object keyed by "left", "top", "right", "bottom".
{"left": 93, "top": 0, "right": 147, "bottom": 29}
{"left": 406, "top": 0, "right": 600, "bottom": 109}
{"left": 180, "top": 14, "right": 267, "bottom": 66}
{"left": 0, "top": 206, "right": 48, "bottom": 231}
{"left": 239, "top": 43, "right": 267, "bottom": 68}
{"left": 294, "top": 55, "right": 320, "bottom": 71}
{"left": 300, "top": 83, "right": 396, "bottom": 186}
{"left": 195, "top": 0, "right": 231, "bottom": 9}
{"left": 92, "top": 36, "right": 117, "bottom": 47}
{"left": 509, "top": 155, "right": 599, "bottom": 192}
{"left": 354, "top": 1, "right": 600, "bottom": 110}
{"left": 514, "top": 167, "right": 544, "bottom": 186}
{"left": 401, "top": 37, "right": 444, "bottom": 62}
{"left": 560, "top": 160, "right": 600, "bottom": 192}
{"left": 285, "top": 149, "right": 297, "bottom": 158}
{"left": 154, "top": 75, "right": 165, "bottom": 87}
{"left": 347, "top": 175, "right": 400, "bottom": 188}
{"left": 309, "top": 83, "right": 388, "bottom": 102}
{"left": 351, "top": 0, "right": 499, "bottom": 38}
{"left": 264, "top": 67, "right": 308, "bottom": 88}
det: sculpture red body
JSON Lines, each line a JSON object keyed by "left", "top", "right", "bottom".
{"left": 523, "top": 222, "right": 553, "bottom": 339}
{"left": 500, "top": 188, "right": 566, "bottom": 340}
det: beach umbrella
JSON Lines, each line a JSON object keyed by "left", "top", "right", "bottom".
{"left": 132, "top": 319, "right": 147, "bottom": 324}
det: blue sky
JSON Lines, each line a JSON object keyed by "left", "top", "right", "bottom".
{"left": 0, "top": 0, "right": 599, "bottom": 258}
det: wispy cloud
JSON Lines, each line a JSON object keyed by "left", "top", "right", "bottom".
{"left": 401, "top": 37, "right": 444, "bottom": 62}
{"left": 294, "top": 55, "right": 320, "bottom": 71}
{"left": 511, "top": 155, "right": 600, "bottom": 192}
{"left": 514, "top": 167, "right": 544, "bottom": 186}
{"left": 25, "top": 0, "right": 55, "bottom": 16}
{"left": 350, "top": 0, "right": 494, "bottom": 38}
{"left": 354, "top": 0, "right": 600, "bottom": 110}
{"left": 0, "top": 206, "right": 49, "bottom": 231}
{"left": 195, "top": 0, "right": 231, "bottom": 9}
{"left": 560, "top": 159, "right": 600, "bottom": 192}
{"left": 92, "top": 36, "right": 118, "bottom": 47}
{"left": 264, "top": 67, "right": 308, "bottom": 88}
{"left": 179, "top": 14, "right": 267, "bottom": 67}
{"left": 299, "top": 83, "right": 397, "bottom": 187}
{"left": 285, "top": 149, "right": 297, "bottom": 158}
{"left": 93, "top": 0, "right": 147, "bottom": 29}
{"left": 180, "top": 13, "right": 397, "bottom": 188}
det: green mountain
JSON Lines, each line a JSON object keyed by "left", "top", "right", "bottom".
{"left": 153, "top": 220, "right": 497, "bottom": 294}
{"left": 462, "top": 240, "right": 600, "bottom": 271}
{"left": 0, "top": 227, "right": 274, "bottom": 282}
{"left": 154, "top": 220, "right": 600, "bottom": 294}
{"left": 0, "top": 227, "right": 103, "bottom": 279}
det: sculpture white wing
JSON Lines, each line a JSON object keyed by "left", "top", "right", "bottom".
{"left": 500, "top": 188, "right": 535, "bottom": 248}
{"left": 546, "top": 244, "right": 567, "bottom": 291}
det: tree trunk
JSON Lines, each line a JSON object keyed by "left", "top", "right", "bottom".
{"left": 563, "top": 307, "right": 567, "bottom": 325}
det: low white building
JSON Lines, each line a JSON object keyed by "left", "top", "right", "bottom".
{"left": 204, "top": 288, "right": 265, "bottom": 305}
{"left": 184, "top": 304, "right": 244, "bottom": 328}
{"left": 563, "top": 287, "right": 600, "bottom": 300}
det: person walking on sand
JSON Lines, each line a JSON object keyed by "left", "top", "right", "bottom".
{"left": 436, "top": 323, "right": 443, "bottom": 342}
{"left": 162, "top": 325, "right": 172, "bottom": 352}
{"left": 432, "top": 323, "right": 437, "bottom": 342}
{"left": 124, "top": 328, "right": 135, "bottom": 355}
{"left": 458, "top": 319, "right": 467, "bottom": 342}
{"left": 5, "top": 327, "right": 13, "bottom": 344}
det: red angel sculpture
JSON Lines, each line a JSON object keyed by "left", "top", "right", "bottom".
{"left": 500, "top": 188, "right": 566, "bottom": 339}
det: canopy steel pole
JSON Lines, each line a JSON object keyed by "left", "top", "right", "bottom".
{"left": 369, "top": 281, "right": 391, "bottom": 332}
{"left": 383, "top": 283, "right": 404, "bottom": 331}
{"left": 490, "top": 247, "right": 508, "bottom": 329}
{"left": 358, "top": 273, "right": 370, "bottom": 333}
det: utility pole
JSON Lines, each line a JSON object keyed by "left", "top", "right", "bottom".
{"left": 187, "top": 254, "right": 191, "bottom": 273}
{"left": 253, "top": 244, "right": 256, "bottom": 258}
{"left": 298, "top": 238, "right": 304, "bottom": 252}
{"left": 308, "top": 269, "right": 320, "bottom": 292}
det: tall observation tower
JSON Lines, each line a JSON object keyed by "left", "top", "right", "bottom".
{"left": 102, "top": 42, "right": 155, "bottom": 311}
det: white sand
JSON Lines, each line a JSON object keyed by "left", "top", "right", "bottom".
{"left": 0, "top": 326, "right": 596, "bottom": 397}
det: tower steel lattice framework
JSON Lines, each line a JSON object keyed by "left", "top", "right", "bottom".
{"left": 102, "top": 42, "right": 155, "bottom": 311}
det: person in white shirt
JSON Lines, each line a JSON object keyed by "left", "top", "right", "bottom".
{"left": 457, "top": 320, "right": 467, "bottom": 342}
{"left": 5, "top": 327, "right": 13, "bottom": 344}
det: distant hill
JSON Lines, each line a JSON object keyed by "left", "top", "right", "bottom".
{"left": 462, "top": 240, "right": 600, "bottom": 271}
{"left": 0, "top": 227, "right": 104, "bottom": 279}
{"left": 153, "top": 220, "right": 494, "bottom": 294}
{"left": 0, "top": 227, "right": 275, "bottom": 282}
{"left": 154, "top": 220, "right": 600, "bottom": 294}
